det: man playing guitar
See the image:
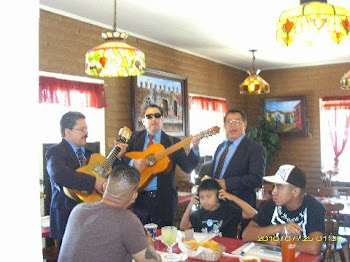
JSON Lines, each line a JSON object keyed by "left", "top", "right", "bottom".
{"left": 124, "top": 104, "right": 200, "bottom": 227}
{"left": 46, "top": 111, "right": 128, "bottom": 247}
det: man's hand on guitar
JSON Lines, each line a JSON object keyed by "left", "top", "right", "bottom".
{"left": 191, "top": 135, "right": 201, "bottom": 150}
{"left": 133, "top": 159, "right": 147, "bottom": 172}
{"left": 95, "top": 177, "right": 107, "bottom": 194}
{"left": 113, "top": 141, "right": 128, "bottom": 158}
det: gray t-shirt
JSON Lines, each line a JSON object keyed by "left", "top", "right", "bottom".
{"left": 58, "top": 202, "right": 148, "bottom": 262}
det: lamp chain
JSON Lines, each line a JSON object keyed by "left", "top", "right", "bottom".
{"left": 250, "top": 49, "right": 256, "bottom": 71}
{"left": 113, "top": 0, "right": 117, "bottom": 32}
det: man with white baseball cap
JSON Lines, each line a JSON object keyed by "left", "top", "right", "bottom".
{"left": 242, "top": 164, "right": 325, "bottom": 255}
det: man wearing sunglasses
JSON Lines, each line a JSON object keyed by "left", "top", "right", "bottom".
{"left": 208, "top": 109, "right": 266, "bottom": 234}
{"left": 124, "top": 104, "right": 201, "bottom": 227}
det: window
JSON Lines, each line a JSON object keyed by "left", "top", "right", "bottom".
{"left": 189, "top": 95, "right": 227, "bottom": 157}
{"left": 320, "top": 97, "right": 350, "bottom": 182}
{"left": 38, "top": 72, "right": 106, "bottom": 215}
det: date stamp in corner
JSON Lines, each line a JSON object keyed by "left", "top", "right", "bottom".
{"left": 257, "top": 235, "right": 336, "bottom": 242}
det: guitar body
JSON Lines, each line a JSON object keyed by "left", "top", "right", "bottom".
{"left": 125, "top": 126, "right": 220, "bottom": 191}
{"left": 64, "top": 153, "right": 110, "bottom": 203}
{"left": 63, "top": 126, "right": 132, "bottom": 203}
{"left": 125, "top": 143, "right": 171, "bottom": 190}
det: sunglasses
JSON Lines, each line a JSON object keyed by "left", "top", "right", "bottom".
{"left": 145, "top": 113, "right": 162, "bottom": 119}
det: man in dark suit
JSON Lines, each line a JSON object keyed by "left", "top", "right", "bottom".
{"left": 209, "top": 109, "right": 266, "bottom": 231}
{"left": 46, "top": 111, "right": 127, "bottom": 246}
{"left": 125, "top": 104, "right": 200, "bottom": 227}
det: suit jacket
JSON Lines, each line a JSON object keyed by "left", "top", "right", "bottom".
{"left": 45, "top": 139, "right": 96, "bottom": 242}
{"left": 211, "top": 136, "right": 266, "bottom": 208}
{"left": 125, "top": 129, "right": 199, "bottom": 225}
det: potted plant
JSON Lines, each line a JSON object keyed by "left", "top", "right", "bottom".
{"left": 246, "top": 116, "right": 282, "bottom": 170}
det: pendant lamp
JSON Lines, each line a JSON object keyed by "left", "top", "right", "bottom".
{"left": 85, "top": 0, "right": 145, "bottom": 77}
{"left": 277, "top": 0, "right": 350, "bottom": 46}
{"left": 239, "top": 50, "right": 270, "bottom": 95}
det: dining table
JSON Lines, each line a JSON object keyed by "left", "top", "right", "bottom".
{"left": 154, "top": 234, "right": 323, "bottom": 262}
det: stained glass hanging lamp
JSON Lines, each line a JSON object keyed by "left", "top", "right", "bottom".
{"left": 277, "top": 0, "right": 350, "bottom": 46}
{"left": 239, "top": 50, "right": 270, "bottom": 95}
{"left": 85, "top": 0, "right": 145, "bottom": 77}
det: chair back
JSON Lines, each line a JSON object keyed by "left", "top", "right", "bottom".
{"left": 322, "top": 201, "right": 344, "bottom": 214}
{"left": 317, "top": 188, "right": 339, "bottom": 198}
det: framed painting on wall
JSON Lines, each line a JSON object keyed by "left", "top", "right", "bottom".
{"left": 260, "top": 95, "right": 308, "bottom": 137}
{"left": 132, "top": 68, "right": 188, "bottom": 137}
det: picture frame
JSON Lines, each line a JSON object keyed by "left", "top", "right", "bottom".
{"left": 260, "top": 95, "right": 308, "bottom": 137}
{"left": 132, "top": 68, "right": 188, "bottom": 137}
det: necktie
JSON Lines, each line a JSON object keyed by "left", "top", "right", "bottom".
{"left": 147, "top": 134, "right": 154, "bottom": 148}
{"left": 76, "top": 148, "right": 85, "bottom": 166}
{"left": 214, "top": 141, "right": 233, "bottom": 179}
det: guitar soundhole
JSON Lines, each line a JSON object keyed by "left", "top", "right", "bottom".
{"left": 146, "top": 155, "right": 156, "bottom": 167}
{"left": 94, "top": 164, "right": 105, "bottom": 177}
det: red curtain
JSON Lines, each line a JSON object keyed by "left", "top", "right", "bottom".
{"left": 190, "top": 96, "right": 228, "bottom": 113}
{"left": 39, "top": 76, "right": 107, "bottom": 108}
{"left": 321, "top": 96, "right": 350, "bottom": 168}
{"left": 322, "top": 96, "right": 350, "bottom": 110}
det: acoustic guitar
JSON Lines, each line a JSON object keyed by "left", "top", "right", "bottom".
{"left": 125, "top": 126, "right": 220, "bottom": 191}
{"left": 63, "top": 126, "right": 132, "bottom": 203}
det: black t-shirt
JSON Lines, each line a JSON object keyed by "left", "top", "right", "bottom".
{"left": 190, "top": 202, "right": 242, "bottom": 238}
{"left": 253, "top": 195, "right": 325, "bottom": 238}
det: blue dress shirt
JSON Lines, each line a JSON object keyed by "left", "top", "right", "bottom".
{"left": 213, "top": 134, "right": 245, "bottom": 179}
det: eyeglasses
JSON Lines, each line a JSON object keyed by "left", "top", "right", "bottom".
{"left": 145, "top": 113, "right": 162, "bottom": 119}
{"left": 226, "top": 119, "right": 243, "bottom": 126}
{"left": 72, "top": 126, "right": 88, "bottom": 132}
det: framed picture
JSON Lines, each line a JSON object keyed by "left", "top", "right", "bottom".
{"left": 132, "top": 68, "right": 188, "bottom": 137}
{"left": 260, "top": 95, "right": 308, "bottom": 136}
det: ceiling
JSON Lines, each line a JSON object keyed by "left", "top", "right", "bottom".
{"left": 40, "top": 0, "right": 350, "bottom": 71}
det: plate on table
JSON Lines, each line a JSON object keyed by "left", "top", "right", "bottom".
{"left": 177, "top": 231, "right": 216, "bottom": 242}
{"left": 158, "top": 251, "right": 188, "bottom": 262}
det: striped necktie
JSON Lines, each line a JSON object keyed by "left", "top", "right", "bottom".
{"left": 147, "top": 134, "right": 154, "bottom": 148}
{"left": 76, "top": 148, "right": 85, "bottom": 166}
{"left": 214, "top": 141, "right": 233, "bottom": 179}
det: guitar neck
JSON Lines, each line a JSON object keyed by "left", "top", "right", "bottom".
{"left": 103, "top": 146, "right": 121, "bottom": 173}
{"left": 155, "top": 136, "right": 193, "bottom": 160}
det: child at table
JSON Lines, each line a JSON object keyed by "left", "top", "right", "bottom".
{"left": 180, "top": 179, "right": 257, "bottom": 238}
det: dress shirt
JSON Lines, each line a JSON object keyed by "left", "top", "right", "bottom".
{"left": 64, "top": 138, "right": 86, "bottom": 160}
{"left": 213, "top": 134, "right": 245, "bottom": 179}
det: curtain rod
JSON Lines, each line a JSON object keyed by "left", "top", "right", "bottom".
{"left": 39, "top": 71, "right": 104, "bottom": 84}
{"left": 189, "top": 93, "right": 226, "bottom": 101}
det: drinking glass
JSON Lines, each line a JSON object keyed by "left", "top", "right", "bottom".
{"left": 281, "top": 233, "right": 297, "bottom": 262}
{"left": 161, "top": 226, "right": 178, "bottom": 260}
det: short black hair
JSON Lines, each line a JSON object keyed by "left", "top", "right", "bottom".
{"left": 109, "top": 165, "right": 140, "bottom": 186}
{"left": 143, "top": 104, "right": 164, "bottom": 116}
{"left": 198, "top": 179, "right": 221, "bottom": 194}
{"left": 224, "top": 109, "right": 247, "bottom": 123}
{"left": 60, "top": 111, "right": 85, "bottom": 137}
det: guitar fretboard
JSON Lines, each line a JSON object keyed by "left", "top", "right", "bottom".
{"left": 154, "top": 126, "right": 218, "bottom": 161}
{"left": 155, "top": 136, "right": 192, "bottom": 161}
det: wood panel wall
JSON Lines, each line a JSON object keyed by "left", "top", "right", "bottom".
{"left": 39, "top": 9, "right": 350, "bottom": 194}
{"left": 39, "top": 10, "right": 245, "bottom": 188}
{"left": 244, "top": 64, "right": 350, "bottom": 194}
